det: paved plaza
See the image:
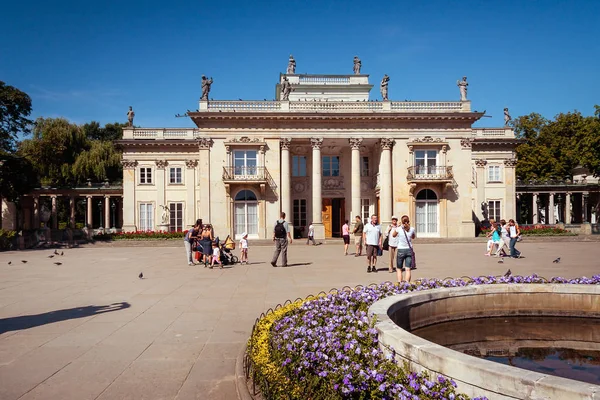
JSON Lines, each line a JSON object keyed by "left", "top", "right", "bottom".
{"left": 1, "top": 239, "right": 599, "bottom": 400}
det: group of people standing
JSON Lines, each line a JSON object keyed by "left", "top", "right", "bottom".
{"left": 348, "top": 215, "right": 417, "bottom": 282}
{"left": 485, "top": 218, "right": 522, "bottom": 259}
{"left": 184, "top": 219, "right": 250, "bottom": 269}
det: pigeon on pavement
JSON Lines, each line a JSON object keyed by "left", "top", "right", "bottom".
{"left": 54, "top": 262, "right": 62, "bottom": 265}
{"left": 503, "top": 269, "right": 511, "bottom": 277}
{"left": 138, "top": 272, "right": 144, "bottom": 279}
{"left": 8, "top": 261, "right": 11, "bottom": 265}
{"left": 48, "top": 255, "right": 54, "bottom": 258}
{"left": 21, "top": 260, "right": 28, "bottom": 264}
{"left": 60, "top": 251, "right": 64, "bottom": 256}
{"left": 498, "top": 259, "right": 504, "bottom": 263}
{"left": 54, "top": 249, "right": 59, "bottom": 255}
{"left": 553, "top": 257, "right": 561, "bottom": 263}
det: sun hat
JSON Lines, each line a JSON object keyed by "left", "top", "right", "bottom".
{"left": 391, "top": 216, "right": 398, "bottom": 220}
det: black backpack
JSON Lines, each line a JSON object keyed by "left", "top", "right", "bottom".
{"left": 274, "top": 221, "right": 286, "bottom": 238}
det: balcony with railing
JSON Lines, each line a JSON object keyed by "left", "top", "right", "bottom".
{"left": 472, "top": 127, "right": 514, "bottom": 138}
{"left": 123, "top": 128, "right": 198, "bottom": 140}
{"left": 407, "top": 166, "right": 454, "bottom": 183}
{"left": 222, "top": 166, "right": 275, "bottom": 186}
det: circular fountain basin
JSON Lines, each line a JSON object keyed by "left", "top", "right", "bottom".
{"left": 368, "top": 284, "right": 600, "bottom": 400}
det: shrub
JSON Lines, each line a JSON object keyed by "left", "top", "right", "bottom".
{"left": 93, "top": 230, "right": 186, "bottom": 241}
{"left": 0, "top": 229, "right": 16, "bottom": 251}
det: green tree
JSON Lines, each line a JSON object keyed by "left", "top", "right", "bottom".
{"left": 0, "top": 153, "right": 37, "bottom": 201}
{"left": 0, "top": 81, "right": 33, "bottom": 152}
{"left": 73, "top": 140, "right": 122, "bottom": 183}
{"left": 83, "top": 121, "right": 125, "bottom": 141}
{"left": 576, "top": 105, "right": 600, "bottom": 177}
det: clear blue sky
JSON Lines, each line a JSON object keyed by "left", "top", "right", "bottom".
{"left": 1, "top": 0, "right": 599, "bottom": 128}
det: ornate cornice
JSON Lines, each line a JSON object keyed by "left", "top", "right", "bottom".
{"left": 280, "top": 138, "right": 291, "bottom": 150}
{"left": 348, "top": 138, "right": 363, "bottom": 150}
{"left": 185, "top": 160, "right": 198, "bottom": 169}
{"left": 310, "top": 138, "right": 323, "bottom": 150}
{"left": 121, "top": 160, "right": 138, "bottom": 169}
{"left": 504, "top": 158, "right": 517, "bottom": 167}
{"left": 409, "top": 136, "right": 445, "bottom": 144}
{"left": 460, "top": 138, "right": 473, "bottom": 149}
{"left": 197, "top": 137, "right": 213, "bottom": 149}
{"left": 155, "top": 160, "right": 169, "bottom": 169}
{"left": 380, "top": 138, "right": 394, "bottom": 150}
{"left": 231, "top": 136, "right": 261, "bottom": 143}
{"left": 474, "top": 159, "right": 488, "bottom": 167}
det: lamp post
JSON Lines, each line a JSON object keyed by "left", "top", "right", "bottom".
{"left": 97, "top": 200, "right": 103, "bottom": 229}
{"left": 83, "top": 197, "right": 87, "bottom": 228}
{"left": 111, "top": 201, "right": 116, "bottom": 229}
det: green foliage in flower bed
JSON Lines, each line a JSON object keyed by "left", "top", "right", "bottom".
{"left": 249, "top": 274, "right": 600, "bottom": 400}
{"left": 480, "top": 225, "right": 575, "bottom": 237}
{"left": 93, "top": 230, "right": 186, "bottom": 241}
{"left": 0, "top": 229, "right": 16, "bottom": 251}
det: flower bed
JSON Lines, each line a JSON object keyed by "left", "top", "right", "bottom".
{"left": 247, "top": 274, "right": 600, "bottom": 400}
{"left": 479, "top": 225, "right": 575, "bottom": 237}
{"left": 93, "top": 230, "right": 186, "bottom": 241}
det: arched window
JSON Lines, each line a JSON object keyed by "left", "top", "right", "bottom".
{"left": 416, "top": 189, "right": 437, "bottom": 200}
{"left": 235, "top": 190, "right": 257, "bottom": 201}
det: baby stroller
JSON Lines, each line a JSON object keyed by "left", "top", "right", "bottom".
{"left": 219, "top": 235, "right": 238, "bottom": 266}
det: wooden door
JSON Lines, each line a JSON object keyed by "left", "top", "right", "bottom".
{"left": 322, "top": 198, "right": 332, "bottom": 238}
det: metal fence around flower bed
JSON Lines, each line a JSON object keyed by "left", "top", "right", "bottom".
{"left": 243, "top": 274, "right": 599, "bottom": 400}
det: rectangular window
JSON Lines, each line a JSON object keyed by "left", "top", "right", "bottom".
{"left": 488, "top": 200, "right": 501, "bottom": 221}
{"left": 292, "top": 155, "right": 307, "bottom": 177}
{"left": 169, "top": 167, "right": 182, "bottom": 184}
{"left": 488, "top": 165, "right": 502, "bottom": 182}
{"left": 139, "top": 203, "right": 154, "bottom": 231}
{"left": 361, "top": 156, "right": 369, "bottom": 177}
{"left": 361, "top": 199, "right": 370, "bottom": 222}
{"left": 234, "top": 150, "right": 258, "bottom": 176}
{"left": 322, "top": 156, "right": 340, "bottom": 177}
{"left": 169, "top": 203, "right": 183, "bottom": 232}
{"left": 293, "top": 199, "right": 307, "bottom": 228}
{"left": 139, "top": 167, "right": 153, "bottom": 184}
{"left": 414, "top": 150, "right": 438, "bottom": 175}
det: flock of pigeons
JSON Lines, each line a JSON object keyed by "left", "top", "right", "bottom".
{"left": 7, "top": 249, "right": 65, "bottom": 266}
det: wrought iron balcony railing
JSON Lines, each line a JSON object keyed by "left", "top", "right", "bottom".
{"left": 407, "top": 166, "right": 453, "bottom": 181}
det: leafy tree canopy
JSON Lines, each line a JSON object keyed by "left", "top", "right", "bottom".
{"left": 0, "top": 152, "right": 37, "bottom": 202}
{"left": 0, "top": 81, "right": 32, "bottom": 152}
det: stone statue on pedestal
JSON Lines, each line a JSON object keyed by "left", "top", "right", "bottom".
{"left": 201, "top": 75, "right": 213, "bottom": 101}
{"left": 504, "top": 108, "right": 512, "bottom": 125}
{"left": 126, "top": 106, "right": 135, "bottom": 127}
{"left": 353, "top": 56, "right": 361, "bottom": 74}
{"left": 457, "top": 76, "right": 468, "bottom": 101}
{"left": 281, "top": 76, "right": 293, "bottom": 101}
{"left": 380, "top": 74, "right": 390, "bottom": 101}
{"left": 286, "top": 54, "right": 296, "bottom": 74}
{"left": 160, "top": 205, "right": 169, "bottom": 225}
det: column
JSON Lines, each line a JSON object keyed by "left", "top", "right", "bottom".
{"left": 583, "top": 192, "right": 589, "bottom": 223}
{"left": 280, "top": 138, "right": 292, "bottom": 221}
{"left": 379, "top": 138, "right": 394, "bottom": 227}
{"left": 198, "top": 138, "right": 212, "bottom": 222}
{"left": 33, "top": 195, "right": 40, "bottom": 229}
{"left": 475, "top": 159, "right": 487, "bottom": 220}
{"left": 532, "top": 193, "right": 538, "bottom": 224}
{"left": 565, "top": 192, "right": 571, "bottom": 223}
{"left": 51, "top": 195, "right": 58, "bottom": 229}
{"left": 548, "top": 193, "right": 555, "bottom": 224}
{"left": 349, "top": 138, "right": 363, "bottom": 229}
{"left": 155, "top": 160, "right": 168, "bottom": 229}
{"left": 69, "top": 196, "right": 76, "bottom": 229}
{"left": 104, "top": 196, "right": 111, "bottom": 230}
{"left": 185, "top": 160, "right": 198, "bottom": 227}
{"left": 311, "top": 138, "right": 325, "bottom": 240}
{"left": 503, "top": 158, "right": 517, "bottom": 220}
{"left": 86, "top": 195, "right": 93, "bottom": 228}
{"left": 121, "top": 160, "right": 138, "bottom": 231}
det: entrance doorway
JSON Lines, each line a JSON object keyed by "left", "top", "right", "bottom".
{"left": 322, "top": 198, "right": 346, "bottom": 238}
{"left": 415, "top": 189, "right": 439, "bottom": 237}
{"left": 234, "top": 190, "right": 258, "bottom": 239}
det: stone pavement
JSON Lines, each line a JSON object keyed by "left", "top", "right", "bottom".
{"left": 0, "top": 240, "right": 599, "bottom": 400}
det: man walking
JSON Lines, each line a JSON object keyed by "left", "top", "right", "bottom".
{"left": 363, "top": 214, "right": 382, "bottom": 273}
{"left": 271, "top": 212, "right": 292, "bottom": 267}
{"left": 353, "top": 215, "right": 364, "bottom": 256}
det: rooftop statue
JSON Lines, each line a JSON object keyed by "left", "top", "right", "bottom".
{"left": 126, "top": 106, "right": 134, "bottom": 127}
{"left": 286, "top": 54, "right": 296, "bottom": 74}
{"left": 380, "top": 74, "right": 390, "bottom": 101}
{"left": 201, "top": 75, "right": 213, "bottom": 101}
{"left": 457, "top": 76, "right": 468, "bottom": 101}
{"left": 504, "top": 108, "right": 512, "bottom": 125}
{"left": 281, "top": 76, "right": 293, "bottom": 101}
{"left": 353, "top": 56, "right": 361, "bottom": 74}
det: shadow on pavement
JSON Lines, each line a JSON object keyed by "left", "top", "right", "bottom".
{"left": 0, "top": 302, "right": 131, "bottom": 334}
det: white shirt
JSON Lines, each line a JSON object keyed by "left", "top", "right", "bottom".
{"left": 212, "top": 247, "right": 220, "bottom": 257}
{"left": 501, "top": 226, "right": 509, "bottom": 239}
{"left": 386, "top": 225, "right": 400, "bottom": 247}
{"left": 509, "top": 225, "right": 518, "bottom": 238}
{"left": 394, "top": 227, "right": 415, "bottom": 249}
{"left": 363, "top": 222, "right": 381, "bottom": 246}
{"left": 240, "top": 238, "right": 248, "bottom": 249}
{"left": 308, "top": 224, "right": 314, "bottom": 236}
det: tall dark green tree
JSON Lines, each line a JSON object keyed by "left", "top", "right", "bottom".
{"left": 0, "top": 81, "right": 33, "bottom": 152}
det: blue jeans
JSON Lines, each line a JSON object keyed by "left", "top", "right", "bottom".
{"left": 396, "top": 248, "right": 413, "bottom": 270}
{"left": 509, "top": 237, "right": 520, "bottom": 258}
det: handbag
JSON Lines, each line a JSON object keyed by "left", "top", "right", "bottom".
{"left": 402, "top": 228, "right": 417, "bottom": 270}
{"left": 382, "top": 236, "right": 389, "bottom": 251}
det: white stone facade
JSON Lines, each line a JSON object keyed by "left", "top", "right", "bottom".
{"left": 119, "top": 73, "right": 518, "bottom": 239}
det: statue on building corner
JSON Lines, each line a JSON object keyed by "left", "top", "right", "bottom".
{"left": 201, "top": 75, "right": 213, "bottom": 101}
{"left": 353, "top": 56, "right": 361, "bottom": 74}
{"left": 380, "top": 74, "right": 390, "bottom": 101}
{"left": 281, "top": 76, "right": 293, "bottom": 101}
{"left": 457, "top": 76, "right": 468, "bottom": 101}
{"left": 160, "top": 205, "right": 169, "bottom": 225}
{"left": 504, "top": 107, "right": 512, "bottom": 125}
{"left": 126, "top": 106, "right": 135, "bottom": 127}
{"left": 286, "top": 54, "right": 296, "bottom": 74}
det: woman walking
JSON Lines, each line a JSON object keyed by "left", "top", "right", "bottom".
{"left": 342, "top": 220, "right": 350, "bottom": 255}
{"left": 508, "top": 219, "right": 522, "bottom": 258}
{"left": 385, "top": 216, "right": 399, "bottom": 273}
{"left": 392, "top": 215, "right": 416, "bottom": 283}
{"left": 199, "top": 224, "right": 214, "bottom": 266}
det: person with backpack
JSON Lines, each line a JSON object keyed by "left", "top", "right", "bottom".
{"left": 271, "top": 212, "right": 292, "bottom": 267}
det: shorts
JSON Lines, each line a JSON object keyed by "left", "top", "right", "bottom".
{"left": 343, "top": 235, "right": 350, "bottom": 244}
{"left": 397, "top": 248, "right": 415, "bottom": 270}
{"left": 354, "top": 236, "right": 363, "bottom": 246}
{"left": 366, "top": 244, "right": 379, "bottom": 258}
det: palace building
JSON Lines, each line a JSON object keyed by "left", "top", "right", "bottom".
{"left": 118, "top": 69, "right": 519, "bottom": 240}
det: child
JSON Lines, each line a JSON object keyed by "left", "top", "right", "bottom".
{"left": 239, "top": 232, "right": 249, "bottom": 264}
{"left": 306, "top": 222, "right": 316, "bottom": 245}
{"left": 210, "top": 242, "right": 223, "bottom": 269}
{"left": 484, "top": 219, "right": 496, "bottom": 256}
